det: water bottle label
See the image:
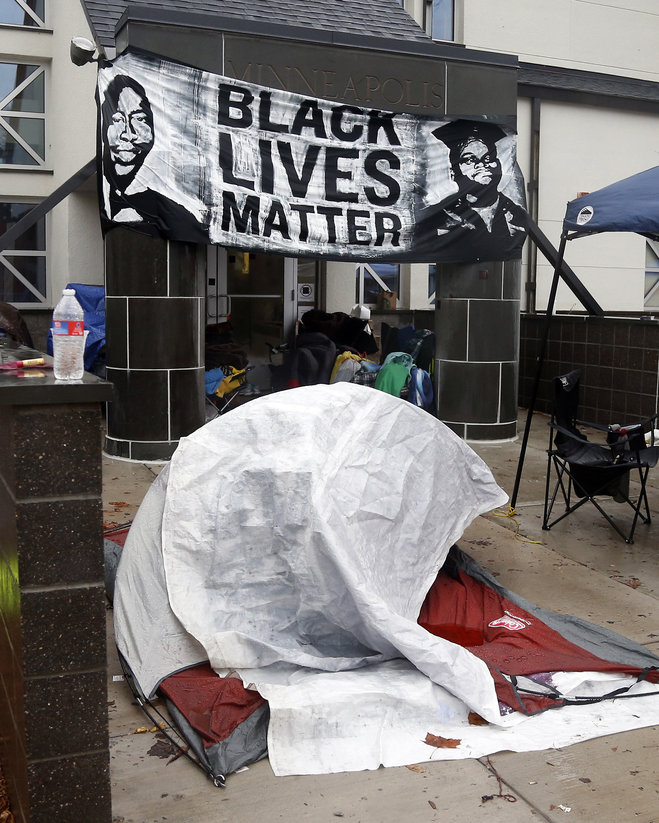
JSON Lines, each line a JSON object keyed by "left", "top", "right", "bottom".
{"left": 53, "top": 320, "right": 85, "bottom": 336}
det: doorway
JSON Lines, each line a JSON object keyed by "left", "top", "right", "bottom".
{"left": 206, "top": 247, "right": 298, "bottom": 366}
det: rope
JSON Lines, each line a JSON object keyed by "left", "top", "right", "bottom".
{"left": 491, "top": 505, "right": 543, "bottom": 544}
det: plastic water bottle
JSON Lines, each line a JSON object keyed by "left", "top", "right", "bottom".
{"left": 52, "top": 289, "right": 85, "bottom": 380}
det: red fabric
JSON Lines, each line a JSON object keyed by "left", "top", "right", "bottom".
{"left": 104, "top": 527, "right": 130, "bottom": 547}
{"left": 419, "top": 569, "right": 658, "bottom": 713}
{"left": 159, "top": 663, "right": 266, "bottom": 748}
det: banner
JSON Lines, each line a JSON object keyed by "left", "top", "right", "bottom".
{"left": 97, "top": 50, "right": 526, "bottom": 263}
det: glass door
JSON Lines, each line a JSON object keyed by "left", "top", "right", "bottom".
{"left": 206, "top": 247, "right": 297, "bottom": 365}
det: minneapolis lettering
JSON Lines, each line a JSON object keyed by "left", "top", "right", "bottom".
{"left": 211, "top": 83, "right": 412, "bottom": 250}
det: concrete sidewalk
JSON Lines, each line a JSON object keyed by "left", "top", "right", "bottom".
{"left": 102, "top": 408, "right": 659, "bottom": 823}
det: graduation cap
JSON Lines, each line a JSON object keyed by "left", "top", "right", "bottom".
{"left": 431, "top": 120, "right": 507, "bottom": 164}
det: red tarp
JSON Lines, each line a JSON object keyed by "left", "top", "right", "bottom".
{"left": 159, "top": 664, "right": 265, "bottom": 748}
{"left": 419, "top": 568, "right": 658, "bottom": 713}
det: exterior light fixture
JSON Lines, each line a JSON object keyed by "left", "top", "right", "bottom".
{"left": 70, "top": 36, "right": 98, "bottom": 66}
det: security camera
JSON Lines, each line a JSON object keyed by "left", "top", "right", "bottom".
{"left": 70, "top": 36, "right": 97, "bottom": 66}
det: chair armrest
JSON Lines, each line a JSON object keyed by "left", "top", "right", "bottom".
{"left": 576, "top": 419, "right": 608, "bottom": 432}
{"left": 549, "top": 422, "right": 590, "bottom": 447}
{"left": 549, "top": 422, "right": 634, "bottom": 465}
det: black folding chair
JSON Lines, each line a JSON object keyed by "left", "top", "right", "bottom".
{"left": 543, "top": 370, "right": 659, "bottom": 543}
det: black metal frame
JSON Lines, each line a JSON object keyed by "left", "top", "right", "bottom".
{"left": 543, "top": 404, "right": 658, "bottom": 544}
{"left": 511, "top": 228, "right": 603, "bottom": 511}
{"left": 543, "top": 424, "right": 654, "bottom": 544}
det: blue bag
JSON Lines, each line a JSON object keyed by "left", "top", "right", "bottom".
{"left": 406, "top": 366, "right": 434, "bottom": 411}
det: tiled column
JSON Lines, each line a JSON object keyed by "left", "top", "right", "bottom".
{"left": 434, "top": 260, "right": 521, "bottom": 441}
{"left": 0, "top": 363, "right": 113, "bottom": 823}
{"left": 104, "top": 229, "right": 205, "bottom": 461}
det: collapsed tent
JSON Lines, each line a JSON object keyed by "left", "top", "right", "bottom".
{"left": 112, "top": 383, "right": 659, "bottom": 784}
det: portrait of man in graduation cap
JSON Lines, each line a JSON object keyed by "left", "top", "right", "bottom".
{"left": 414, "top": 119, "right": 527, "bottom": 263}
{"left": 99, "top": 74, "right": 208, "bottom": 242}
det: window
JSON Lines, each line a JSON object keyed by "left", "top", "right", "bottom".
{"left": 0, "top": 200, "right": 47, "bottom": 305}
{"left": 644, "top": 240, "right": 659, "bottom": 309}
{"left": 0, "top": 0, "right": 45, "bottom": 27}
{"left": 431, "top": 0, "right": 454, "bottom": 42}
{"left": 355, "top": 262, "right": 399, "bottom": 306}
{"left": 428, "top": 264, "right": 436, "bottom": 306}
{"left": 0, "top": 62, "right": 46, "bottom": 167}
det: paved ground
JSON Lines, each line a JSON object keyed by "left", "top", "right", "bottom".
{"left": 102, "top": 408, "right": 659, "bottom": 823}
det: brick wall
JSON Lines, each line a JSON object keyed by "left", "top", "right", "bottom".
{"left": 520, "top": 315, "right": 659, "bottom": 426}
{"left": 0, "top": 402, "right": 111, "bottom": 823}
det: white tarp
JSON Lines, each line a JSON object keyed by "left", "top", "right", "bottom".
{"left": 113, "top": 382, "right": 659, "bottom": 776}
{"left": 256, "top": 664, "right": 659, "bottom": 775}
{"left": 115, "top": 384, "right": 507, "bottom": 700}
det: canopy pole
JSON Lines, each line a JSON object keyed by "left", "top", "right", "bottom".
{"left": 510, "top": 230, "right": 568, "bottom": 511}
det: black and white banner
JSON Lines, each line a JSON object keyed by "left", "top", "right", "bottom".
{"left": 97, "top": 50, "right": 526, "bottom": 263}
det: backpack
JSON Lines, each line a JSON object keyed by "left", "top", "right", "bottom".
{"left": 286, "top": 332, "right": 337, "bottom": 387}
{"left": 374, "top": 362, "right": 410, "bottom": 398}
{"left": 406, "top": 366, "right": 434, "bottom": 412}
{"left": 374, "top": 352, "right": 414, "bottom": 398}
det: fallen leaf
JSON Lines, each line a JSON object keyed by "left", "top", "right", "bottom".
{"left": 406, "top": 764, "right": 425, "bottom": 773}
{"left": 109, "top": 501, "right": 129, "bottom": 507}
{"left": 623, "top": 578, "right": 642, "bottom": 589}
{"left": 167, "top": 746, "right": 188, "bottom": 765}
{"left": 134, "top": 727, "right": 149, "bottom": 734}
{"left": 428, "top": 800, "right": 437, "bottom": 809}
{"left": 424, "top": 732, "right": 460, "bottom": 749}
{"left": 468, "top": 712, "right": 488, "bottom": 726}
{"left": 148, "top": 739, "right": 178, "bottom": 759}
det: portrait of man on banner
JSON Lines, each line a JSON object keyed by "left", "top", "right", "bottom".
{"left": 414, "top": 119, "right": 527, "bottom": 262}
{"left": 98, "top": 72, "right": 209, "bottom": 242}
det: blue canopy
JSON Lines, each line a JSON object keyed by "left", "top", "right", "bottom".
{"left": 562, "top": 166, "right": 659, "bottom": 239}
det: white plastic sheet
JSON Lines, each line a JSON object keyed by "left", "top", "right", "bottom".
{"left": 255, "top": 663, "right": 659, "bottom": 775}
{"left": 161, "top": 384, "right": 509, "bottom": 722}
{"left": 113, "top": 383, "right": 659, "bottom": 776}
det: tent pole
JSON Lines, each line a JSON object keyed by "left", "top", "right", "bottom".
{"left": 510, "top": 230, "right": 568, "bottom": 511}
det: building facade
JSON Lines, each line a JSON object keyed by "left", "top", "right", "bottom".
{"left": 6, "top": 2, "right": 657, "bottom": 325}
{"left": 2, "top": 0, "right": 658, "bottom": 448}
{"left": 0, "top": 0, "right": 103, "bottom": 331}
